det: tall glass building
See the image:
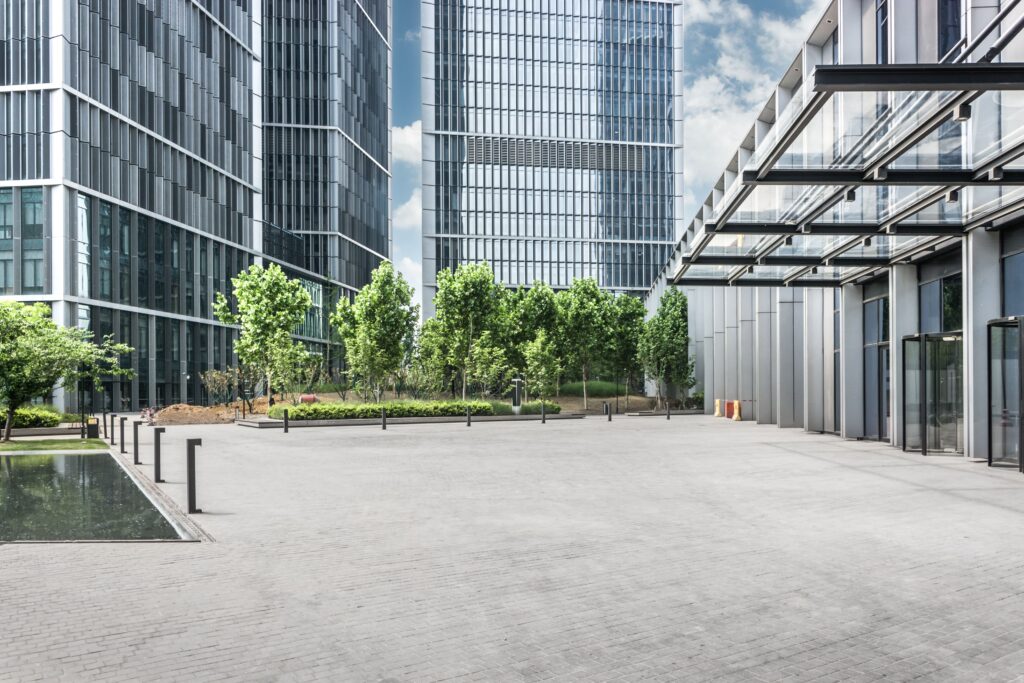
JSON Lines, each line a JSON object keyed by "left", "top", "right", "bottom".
{"left": 421, "top": 0, "right": 684, "bottom": 311}
{"left": 0, "top": 0, "right": 391, "bottom": 411}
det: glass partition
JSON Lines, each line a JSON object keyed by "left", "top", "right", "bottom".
{"left": 989, "top": 319, "right": 1022, "bottom": 469}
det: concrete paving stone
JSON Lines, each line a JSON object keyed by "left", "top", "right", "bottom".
{"left": 6, "top": 417, "right": 1024, "bottom": 680}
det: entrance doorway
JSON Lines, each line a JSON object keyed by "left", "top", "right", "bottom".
{"left": 989, "top": 318, "right": 1022, "bottom": 469}
{"left": 903, "top": 333, "right": 964, "bottom": 455}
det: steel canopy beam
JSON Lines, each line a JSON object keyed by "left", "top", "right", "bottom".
{"left": 671, "top": 278, "right": 842, "bottom": 288}
{"left": 704, "top": 221, "right": 964, "bottom": 236}
{"left": 744, "top": 169, "right": 1024, "bottom": 186}
{"left": 683, "top": 255, "right": 891, "bottom": 267}
{"left": 813, "top": 63, "right": 1024, "bottom": 92}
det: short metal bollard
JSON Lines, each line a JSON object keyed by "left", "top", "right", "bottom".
{"left": 466, "top": 406, "right": 472, "bottom": 427}
{"left": 666, "top": 404, "right": 671, "bottom": 420}
{"left": 153, "top": 427, "right": 166, "bottom": 483}
{"left": 283, "top": 409, "right": 289, "bottom": 434}
{"left": 606, "top": 402, "right": 612, "bottom": 422}
{"left": 541, "top": 401, "right": 546, "bottom": 424}
{"left": 110, "top": 414, "right": 117, "bottom": 445}
{"left": 381, "top": 407, "right": 387, "bottom": 430}
{"left": 186, "top": 438, "right": 202, "bottom": 514}
{"left": 133, "top": 420, "right": 143, "bottom": 465}
{"left": 119, "top": 417, "right": 127, "bottom": 454}
{"left": 102, "top": 409, "right": 108, "bottom": 438}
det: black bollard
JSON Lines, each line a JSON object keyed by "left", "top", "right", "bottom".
{"left": 153, "top": 427, "right": 166, "bottom": 483}
{"left": 283, "top": 409, "right": 289, "bottom": 434}
{"left": 133, "top": 420, "right": 143, "bottom": 465}
{"left": 119, "top": 417, "right": 127, "bottom": 454}
{"left": 110, "top": 414, "right": 117, "bottom": 445}
{"left": 606, "top": 402, "right": 612, "bottom": 422}
{"left": 102, "top": 409, "right": 107, "bottom": 438}
{"left": 381, "top": 407, "right": 387, "bottom": 430}
{"left": 186, "top": 438, "right": 202, "bottom": 514}
{"left": 466, "top": 405, "right": 471, "bottom": 427}
{"left": 541, "top": 401, "right": 546, "bottom": 424}
{"left": 666, "top": 403, "right": 671, "bottom": 420}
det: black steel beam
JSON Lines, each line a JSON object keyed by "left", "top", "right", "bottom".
{"left": 744, "top": 169, "right": 1024, "bottom": 186}
{"left": 813, "top": 63, "right": 1024, "bottom": 92}
{"left": 704, "top": 221, "right": 964, "bottom": 236}
{"left": 685, "top": 255, "right": 891, "bottom": 267}
{"left": 672, "top": 278, "right": 841, "bottom": 288}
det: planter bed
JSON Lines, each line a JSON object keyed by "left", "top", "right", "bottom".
{"left": 625, "top": 409, "right": 704, "bottom": 417}
{"left": 237, "top": 413, "right": 583, "bottom": 429}
{"left": 8, "top": 426, "right": 85, "bottom": 437}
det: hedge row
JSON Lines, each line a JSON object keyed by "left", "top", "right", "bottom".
{"left": 1, "top": 406, "right": 62, "bottom": 428}
{"left": 268, "top": 400, "right": 496, "bottom": 421}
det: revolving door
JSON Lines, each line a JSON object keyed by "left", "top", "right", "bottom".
{"left": 903, "top": 333, "right": 964, "bottom": 455}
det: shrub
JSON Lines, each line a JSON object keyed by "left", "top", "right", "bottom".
{"left": 558, "top": 380, "right": 625, "bottom": 397}
{"left": 3, "top": 406, "right": 62, "bottom": 428}
{"left": 520, "top": 400, "right": 560, "bottom": 415}
{"left": 268, "top": 400, "right": 495, "bottom": 421}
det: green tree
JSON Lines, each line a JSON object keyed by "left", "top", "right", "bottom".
{"left": 213, "top": 263, "right": 312, "bottom": 404}
{"left": 0, "top": 302, "right": 133, "bottom": 440}
{"left": 408, "top": 318, "right": 452, "bottom": 398}
{"left": 557, "top": 278, "right": 612, "bottom": 410}
{"left": 330, "top": 261, "right": 418, "bottom": 402}
{"left": 524, "top": 330, "right": 561, "bottom": 400}
{"left": 609, "top": 294, "right": 646, "bottom": 410}
{"left": 520, "top": 281, "right": 559, "bottom": 341}
{"left": 434, "top": 262, "right": 502, "bottom": 399}
{"left": 639, "top": 288, "right": 694, "bottom": 409}
{"left": 466, "top": 331, "right": 509, "bottom": 399}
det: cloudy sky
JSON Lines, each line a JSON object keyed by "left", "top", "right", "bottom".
{"left": 389, "top": 0, "right": 830, "bottom": 309}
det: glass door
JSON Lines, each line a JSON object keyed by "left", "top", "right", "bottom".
{"left": 989, "top": 319, "right": 1022, "bottom": 469}
{"left": 903, "top": 333, "right": 964, "bottom": 455}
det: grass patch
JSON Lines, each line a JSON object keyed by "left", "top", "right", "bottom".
{"left": 558, "top": 380, "right": 626, "bottom": 397}
{"left": 0, "top": 438, "right": 108, "bottom": 452}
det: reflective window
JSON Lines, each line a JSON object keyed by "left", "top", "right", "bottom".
{"left": 1004, "top": 252, "right": 1024, "bottom": 317}
{"left": 21, "top": 188, "right": 44, "bottom": 293}
{"left": 0, "top": 189, "right": 12, "bottom": 293}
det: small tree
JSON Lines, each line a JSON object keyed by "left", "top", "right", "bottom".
{"left": 200, "top": 369, "right": 236, "bottom": 405}
{"left": 214, "top": 263, "right": 312, "bottom": 405}
{"left": 609, "top": 294, "right": 646, "bottom": 410}
{"left": 557, "top": 278, "right": 611, "bottom": 410}
{"left": 434, "top": 262, "right": 502, "bottom": 399}
{"left": 330, "top": 261, "right": 418, "bottom": 403}
{"left": 409, "top": 318, "right": 452, "bottom": 399}
{"left": 524, "top": 330, "right": 561, "bottom": 400}
{"left": 0, "top": 302, "right": 133, "bottom": 440}
{"left": 639, "top": 288, "right": 694, "bottom": 409}
{"left": 466, "top": 331, "right": 509, "bottom": 399}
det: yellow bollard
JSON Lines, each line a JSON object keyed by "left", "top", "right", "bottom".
{"left": 714, "top": 399, "right": 722, "bottom": 417}
{"left": 732, "top": 400, "right": 742, "bottom": 421}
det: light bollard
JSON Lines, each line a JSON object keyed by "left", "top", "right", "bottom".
{"left": 541, "top": 401, "right": 546, "bottom": 424}
{"left": 667, "top": 404, "right": 671, "bottom": 420}
{"left": 186, "top": 438, "right": 202, "bottom": 514}
{"left": 466, "top": 406, "right": 471, "bottom": 427}
{"left": 153, "top": 427, "right": 166, "bottom": 483}
{"left": 283, "top": 409, "right": 289, "bottom": 434}
{"left": 132, "top": 420, "right": 143, "bottom": 465}
{"left": 381, "top": 407, "right": 387, "bottom": 430}
{"left": 119, "top": 417, "right": 127, "bottom": 454}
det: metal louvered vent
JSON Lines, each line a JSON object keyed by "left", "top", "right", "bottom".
{"left": 466, "top": 137, "right": 644, "bottom": 171}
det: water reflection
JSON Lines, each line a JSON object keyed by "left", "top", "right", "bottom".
{"left": 0, "top": 453, "right": 180, "bottom": 541}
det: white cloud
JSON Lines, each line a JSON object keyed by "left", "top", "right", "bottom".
{"left": 392, "top": 120, "right": 422, "bottom": 166}
{"left": 403, "top": 29, "right": 420, "bottom": 42}
{"left": 394, "top": 188, "right": 422, "bottom": 231}
{"left": 397, "top": 256, "right": 423, "bottom": 315}
{"left": 682, "top": 0, "right": 829, "bottom": 221}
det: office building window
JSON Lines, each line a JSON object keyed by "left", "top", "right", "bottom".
{"left": 938, "top": 0, "right": 962, "bottom": 59}
{"left": 118, "top": 209, "right": 131, "bottom": 304}
{"left": 0, "top": 189, "right": 12, "bottom": 294}
{"left": 98, "top": 202, "right": 112, "bottom": 300}
{"left": 1005, "top": 253, "right": 1024, "bottom": 317}
{"left": 920, "top": 274, "right": 963, "bottom": 333}
{"left": 137, "top": 217, "right": 149, "bottom": 308}
{"left": 876, "top": 0, "right": 889, "bottom": 64}
{"left": 75, "top": 194, "right": 90, "bottom": 297}
{"left": 21, "top": 188, "right": 44, "bottom": 293}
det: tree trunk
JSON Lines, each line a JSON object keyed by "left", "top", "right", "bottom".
{"left": 582, "top": 365, "right": 588, "bottom": 411}
{"left": 4, "top": 406, "right": 14, "bottom": 441}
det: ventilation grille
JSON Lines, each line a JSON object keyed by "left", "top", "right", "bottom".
{"left": 466, "top": 137, "right": 645, "bottom": 171}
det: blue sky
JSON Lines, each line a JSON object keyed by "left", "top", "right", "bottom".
{"left": 389, "top": 0, "right": 830, "bottom": 309}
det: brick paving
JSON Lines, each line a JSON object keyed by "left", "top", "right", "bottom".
{"left": 5, "top": 416, "right": 1024, "bottom": 681}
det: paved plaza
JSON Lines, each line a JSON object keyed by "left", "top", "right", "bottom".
{"left": 5, "top": 416, "right": 1024, "bottom": 681}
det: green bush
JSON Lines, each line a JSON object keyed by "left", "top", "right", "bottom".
{"left": 1, "top": 406, "right": 62, "bottom": 428}
{"left": 520, "top": 400, "right": 560, "bottom": 415}
{"left": 558, "top": 380, "right": 625, "bottom": 397}
{"left": 268, "top": 400, "right": 495, "bottom": 421}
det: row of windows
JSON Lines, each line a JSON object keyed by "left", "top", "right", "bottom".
{"left": 0, "top": 0, "right": 47, "bottom": 85}
{"left": 66, "top": 93, "right": 255, "bottom": 246}
{"left": 302, "top": 233, "right": 383, "bottom": 292}
{"left": 433, "top": 236, "right": 669, "bottom": 289}
{"left": 0, "top": 90, "right": 48, "bottom": 180}
{"left": 65, "top": 0, "right": 255, "bottom": 179}
{"left": 263, "top": 0, "right": 390, "bottom": 169}
{"left": 0, "top": 187, "right": 45, "bottom": 294}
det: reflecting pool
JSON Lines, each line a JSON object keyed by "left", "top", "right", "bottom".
{"left": 0, "top": 453, "right": 182, "bottom": 541}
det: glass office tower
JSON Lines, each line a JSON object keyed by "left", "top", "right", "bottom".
{"left": 0, "top": 0, "right": 391, "bottom": 411}
{"left": 421, "top": 0, "right": 684, "bottom": 311}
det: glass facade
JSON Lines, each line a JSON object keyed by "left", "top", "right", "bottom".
{"left": 262, "top": 0, "right": 391, "bottom": 289}
{"left": 0, "top": 1, "right": 390, "bottom": 411}
{"left": 423, "top": 0, "right": 683, "bottom": 297}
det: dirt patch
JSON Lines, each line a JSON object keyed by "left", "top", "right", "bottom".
{"left": 153, "top": 397, "right": 274, "bottom": 426}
